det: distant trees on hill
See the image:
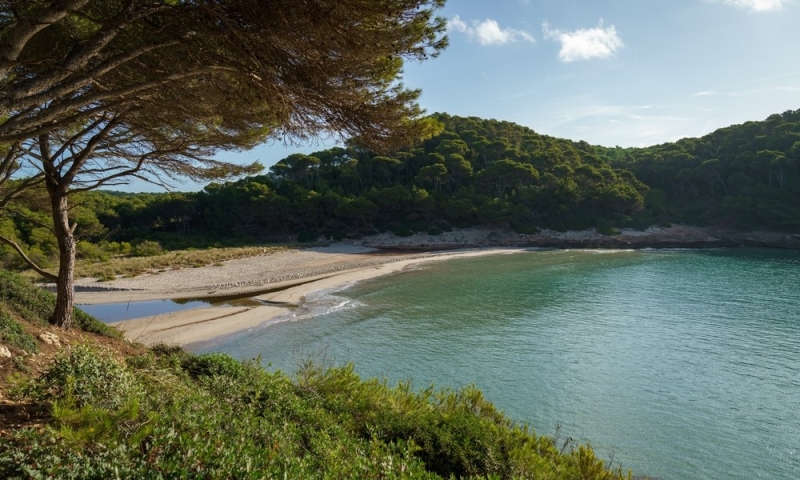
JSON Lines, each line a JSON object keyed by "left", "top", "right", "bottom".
{"left": 192, "top": 114, "right": 650, "bottom": 238}
{"left": 600, "top": 109, "right": 800, "bottom": 230}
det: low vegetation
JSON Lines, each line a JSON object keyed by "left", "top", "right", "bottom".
{"left": 0, "top": 271, "right": 632, "bottom": 479}
{"left": 0, "top": 271, "right": 117, "bottom": 338}
{"left": 72, "top": 245, "right": 295, "bottom": 281}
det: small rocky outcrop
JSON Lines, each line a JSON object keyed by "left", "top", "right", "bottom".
{"left": 38, "top": 332, "right": 61, "bottom": 347}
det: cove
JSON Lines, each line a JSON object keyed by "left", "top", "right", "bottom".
{"left": 197, "top": 248, "right": 800, "bottom": 480}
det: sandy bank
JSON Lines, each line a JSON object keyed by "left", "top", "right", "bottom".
{"left": 82, "top": 246, "right": 521, "bottom": 347}
{"left": 80, "top": 224, "right": 799, "bottom": 348}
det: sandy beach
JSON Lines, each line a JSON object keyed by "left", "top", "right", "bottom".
{"left": 76, "top": 244, "right": 522, "bottom": 347}
{"left": 75, "top": 224, "right": 800, "bottom": 348}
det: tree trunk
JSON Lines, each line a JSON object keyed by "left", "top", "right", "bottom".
{"left": 48, "top": 186, "right": 76, "bottom": 328}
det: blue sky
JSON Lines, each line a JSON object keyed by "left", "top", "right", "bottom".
{"left": 143, "top": 0, "right": 800, "bottom": 192}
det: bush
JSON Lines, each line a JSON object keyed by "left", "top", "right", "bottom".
{"left": 0, "top": 350, "right": 629, "bottom": 480}
{"left": 181, "top": 352, "right": 250, "bottom": 380}
{"left": 510, "top": 223, "right": 540, "bottom": 235}
{"left": 32, "top": 345, "right": 144, "bottom": 410}
{"left": 0, "top": 310, "right": 38, "bottom": 353}
{"left": 132, "top": 240, "right": 164, "bottom": 257}
{"left": 0, "top": 270, "right": 120, "bottom": 338}
{"left": 76, "top": 240, "right": 109, "bottom": 262}
{"left": 326, "top": 229, "right": 346, "bottom": 241}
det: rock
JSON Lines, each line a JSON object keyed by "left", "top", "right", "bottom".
{"left": 39, "top": 332, "right": 61, "bottom": 347}
{"left": 0, "top": 345, "right": 11, "bottom": 358}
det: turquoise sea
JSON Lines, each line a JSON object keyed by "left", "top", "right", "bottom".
{"left": 196, "top": 248, "right": 800, "bottom": 479}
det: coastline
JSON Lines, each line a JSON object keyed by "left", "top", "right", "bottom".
{"left": 344, "top": 224, "right": 800, "bottom": 250}
{"left": 76, "top": 224, "right": 800, "bottom": 348}
{"left": 78, "top": 246, "right": 522, "bottom": 347}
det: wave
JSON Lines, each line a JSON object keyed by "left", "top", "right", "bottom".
{"left": 265, "top": 283, "right": 365, "bottom": 326}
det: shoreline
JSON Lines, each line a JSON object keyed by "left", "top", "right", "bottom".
{"left": 82, "top": 247, "right": 523, "bottom": 347}
{"left": 76, "top": 224, "right": 800, "bottom": 348}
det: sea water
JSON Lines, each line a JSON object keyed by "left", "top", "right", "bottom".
{"left": 196, "top": 248, "right": 800, "bottom": 479}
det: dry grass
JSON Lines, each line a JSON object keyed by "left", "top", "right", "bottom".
{"left": 73, "top": 245, "right": 305, "bottom": 281}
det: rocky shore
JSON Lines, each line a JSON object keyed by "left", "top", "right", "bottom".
{"left": 345, "top": 225, "right": 800, "bottom": 250}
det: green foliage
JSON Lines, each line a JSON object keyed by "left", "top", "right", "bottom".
{"left": 0, "top": 311, "right": 38, "bottom": 353}
{"left": 601, "top": 109, "right": 800, "bottom": 231}
{"left": 181, "top": 352, "right": 251, "bottom": 380}
{"left": 0, "top": 270, "right": 119, "bottom": 338}
{"left": 131, "top": 240, "right": 164, "bottom": 257}
{"left": 28, "top": 345, "right": 143, "bottom": 410}
{"left": 0, "top": 348, "right": 630, "bottom": 479}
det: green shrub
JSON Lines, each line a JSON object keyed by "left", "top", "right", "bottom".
{"left": 0, "top": 310, "right": 38, "bottom": 353}
{"left": 132, "top": 240, "right": 164, "bottom": 257}
{"left": 0, "top": 269, "right": 120, "bottom": 338}
{"left": 181, "top": 352, "right": 250, "bottom": 380}
{"left": 596, "top": 219, "right": 621, "bottom": 236}
{"left": 511, "top": 223, "right": 540, "bottom": 235}
{"left": 326, "top": 229, "right": 346, "bottom": 240}
{"left": 76, "top": 240, "right": 109, "bottom": 262}
{"left": 0, "top": 270, "right": 57, "bottom": 325}
{"left": 0, "top": 350, "right": 629, "bottom": 480}
{"left": 32, "top": 345, "right": 144, "bottom": 410}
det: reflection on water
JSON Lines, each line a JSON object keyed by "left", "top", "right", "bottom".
{"left": 78, "top": 274, "right": 337, "bottom": 323}
{"left": 78, "top": 295, "right": 262, "bottom": 323}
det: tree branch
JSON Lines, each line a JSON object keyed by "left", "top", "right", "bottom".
{"left": 1, "top": 3, "right": 175, "bottom": 114}
{"left": 0, "top": 0, "right": 91, "bottom": 79}
{"left": 0, "top": 67, "right": 240, "bottom": 142}
{"left": 0, "top": 173, "right": 45, "bottom": 210}
{"left": 2, "top": 39, "right": 182, "bottom": 115}
{"left": 0, "top": 233, "right": 58, "bottom": 282}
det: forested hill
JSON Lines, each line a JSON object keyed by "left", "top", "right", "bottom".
{"left": 2, "top": 111, "right": 799, "bottom": 268}
{"left": 187, "top": 110, "right": 800, "bottom": 237}
{"left": 194, "top": 112, "right": 650, "bottom": 239}
{"left": 597, "top": 109, "right": 800, "bottom": 231}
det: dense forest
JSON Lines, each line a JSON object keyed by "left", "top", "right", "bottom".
{"left": 2, "top": 111, "right": 799, "bottom": 269}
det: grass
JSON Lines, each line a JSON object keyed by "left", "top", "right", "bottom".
{"left": 13, "top": 244, "right": 319, "bottom": 282}
{"left": 73, "top": 245, "right": 299, "bottom": 280}
{"left": 0, "top": 312, "right": 38, "bottom": 353}
{"left": 0, "top": 270, "right": 118, "bottom": 338}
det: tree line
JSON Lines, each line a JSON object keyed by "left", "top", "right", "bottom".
{"left": 599, "top": 109, "right": 800, "bottom": 231}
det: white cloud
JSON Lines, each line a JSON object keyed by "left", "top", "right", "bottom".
{"left": 448, "top": 15, "right": 535, "bottom": 46}
{"left": 542, "top": 20, "right": 623, "bottom": 62}
{"left": 716, "top": 0, "right": 788, "bottom": 11}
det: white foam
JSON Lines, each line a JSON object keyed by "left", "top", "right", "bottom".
{"left": 261, "top": 284, "right": 365, "bottom": 327}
